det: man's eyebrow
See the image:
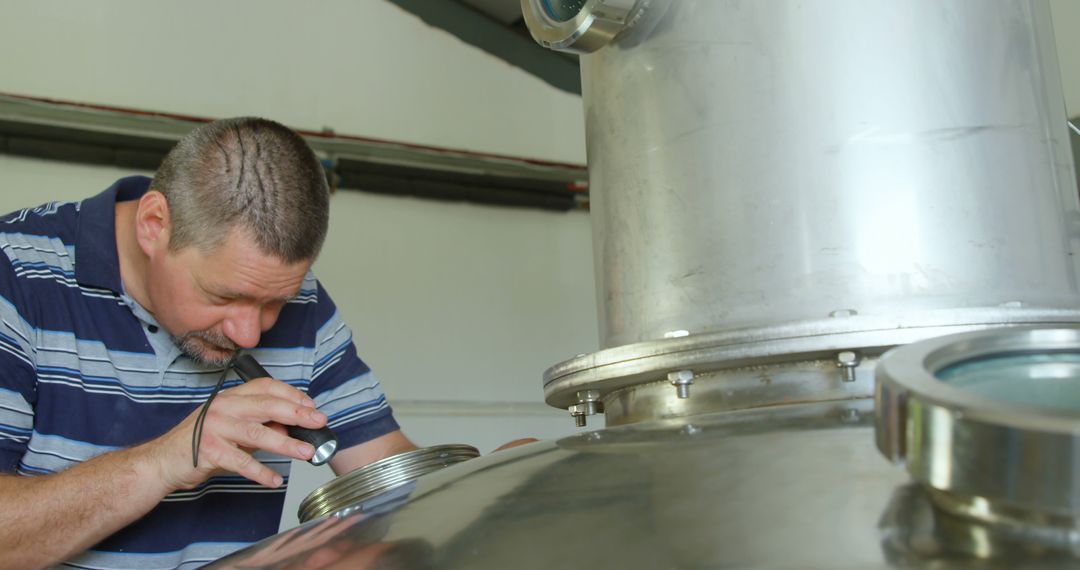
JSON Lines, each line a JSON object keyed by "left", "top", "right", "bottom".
{"left": 208, "top": 286, "right": 297, "bottom": 303}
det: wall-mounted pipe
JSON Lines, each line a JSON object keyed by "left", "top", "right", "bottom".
{"left": 0, "top": 92, "right": 589, "bottom": 211}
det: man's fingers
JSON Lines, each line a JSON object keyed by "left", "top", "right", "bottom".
{"left": 164, "top": 377, "right": 326, "bottom": 491}
{"left": 227, "top": 377, "right": 316, "bottom": 409}
{"left": 203, "top": 436, "right": 286, "bottom": 488}
{"left": 220, "top": 416, "right": 316, "bottom": 461}
{"left": 216, "top": 389, "right": 327, "bottom": 430}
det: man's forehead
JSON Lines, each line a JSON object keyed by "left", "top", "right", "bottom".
{"left": 196, "top": 270, "right": 307, "bottom": 302}
{"left": 188, "top": 231, "right": 312, "bottom": 300}
{"left": 202, "top": 226, "right": 311, "bottom": 267}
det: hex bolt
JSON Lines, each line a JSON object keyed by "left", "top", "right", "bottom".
{"left": 836, "top": 351, "right": 862, "bottom": 382}
{"left": 668, "top": 370, "right": 695, "bottom": 399}
{"left": 568, "top": 390, "right": 604, "bottom": 427}
{"left": 841, "top": 408, "right": 861, "bottom": 423}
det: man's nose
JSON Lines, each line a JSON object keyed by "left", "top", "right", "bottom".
{"left": 223, "top": 306, "right": 262, "bottom": 349}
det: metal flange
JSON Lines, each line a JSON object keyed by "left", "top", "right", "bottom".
{"left": 521, "top": 0, "right": 642, "bottom": 53}
{"left": 876, "top": 326, "right": 1080, "bottom": 524}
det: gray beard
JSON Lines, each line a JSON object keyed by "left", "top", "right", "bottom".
{"left": 174, "top": 329, "right": 239, "bottom": 367}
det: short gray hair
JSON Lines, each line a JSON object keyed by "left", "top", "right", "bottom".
{"left": 151, "top": 117, "right": 330, "bottom": 263}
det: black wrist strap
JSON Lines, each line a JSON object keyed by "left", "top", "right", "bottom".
{"left": 192, "top": 369, "right": 229, "bottom": 468}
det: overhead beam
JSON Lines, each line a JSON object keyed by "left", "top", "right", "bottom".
{"left": 386, "top": 0, "right": 581, "bottom": 95}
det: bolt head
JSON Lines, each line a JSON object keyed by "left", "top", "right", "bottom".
{"left": 667, "top": 370, "right": 694, "bottom": 384}
{"left": 836, "top": 351, "right": 860, "bottom": 367}
{"left": 569, "top": 400, "right": 601, "bottom": 417}
{"left": 575, "top": 390, "right": 601, "bottom": 403}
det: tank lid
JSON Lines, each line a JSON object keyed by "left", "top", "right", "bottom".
{"left": 876, "top": 326, "right": 1080, "bottom": 524}
{"left": 298, "top": 444, "right": 479, "bottom": 523}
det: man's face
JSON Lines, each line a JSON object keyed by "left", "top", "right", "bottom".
{"left": 144, "top": 229, "right": 312, "bottom": 366}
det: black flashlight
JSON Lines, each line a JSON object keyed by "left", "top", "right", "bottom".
{"left": 233, "top": 354, "right": 339, "bottom": 466}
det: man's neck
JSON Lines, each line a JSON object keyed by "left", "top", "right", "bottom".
{"left": 114, "top": 200, "right": 154, "bottom": 314}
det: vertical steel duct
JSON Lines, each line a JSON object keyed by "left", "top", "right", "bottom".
{"left": 527, "top": 0, "right": 1080, "bottom": 424}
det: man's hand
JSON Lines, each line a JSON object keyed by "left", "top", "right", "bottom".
{"left": 0, "top": 376, "right": 333, "bottom": 568}
{"left": 147, "top": 377, "right": 330, "bottom": 490}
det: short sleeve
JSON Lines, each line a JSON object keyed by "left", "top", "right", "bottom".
{"left": 0, "top": 251, "right": 37, "bottom": 472}
{"left": 307, "top": 281, "right": 399, "bottom": 451}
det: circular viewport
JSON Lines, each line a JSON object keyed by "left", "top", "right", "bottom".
{"left": 541, "top": 0, "right": 589, "bottom": 22}
{"left": 935, "top": 351, "right": 1080, "bottom": 413}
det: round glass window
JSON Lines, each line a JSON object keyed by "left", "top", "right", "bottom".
{"left": 540, "top": 0, "right": 589, "bottom": 22}
{"left": 935, "top": 351, "right": 1080, "bottom": 413}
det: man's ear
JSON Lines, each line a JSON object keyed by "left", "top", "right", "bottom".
{"left": 134, "top": 191, "right": 171, "bottom": 258}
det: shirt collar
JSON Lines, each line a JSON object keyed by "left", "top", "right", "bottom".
{"left": 74, "top": 176, "right": 153, "bottom": 292}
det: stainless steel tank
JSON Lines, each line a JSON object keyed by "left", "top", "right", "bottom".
{"left": 207, "top": 1, "right": 1080, "bottom": 568}
{"left": 580, "top": 1, "right": 1080, "bottom": 350}
{"left": 539, "top": 0, "right": 1080, "bottom": 423}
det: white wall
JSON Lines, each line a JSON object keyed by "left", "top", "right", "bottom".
{"left": 0, "top": 0, "right": 596, "bottom": 532}
{"left": 0, "top": 0, "right": 585, "bottom": 163}
{"left": 1051, "top": 0, "right": 1080, "bottom": 117}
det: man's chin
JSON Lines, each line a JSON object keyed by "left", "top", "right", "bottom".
{"left": 197, "top": 346, "right": 238, "bottom": 367}
{"left": 177, "top": 334, "right": 238, "bottom": 367}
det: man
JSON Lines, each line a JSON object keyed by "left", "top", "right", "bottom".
{"left": 0, "top": 118, "right": 419, "bottom": 568}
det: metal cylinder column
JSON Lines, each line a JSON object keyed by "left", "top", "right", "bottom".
{"left": 533, "top": 0, "right": 1080, "bottom": 419}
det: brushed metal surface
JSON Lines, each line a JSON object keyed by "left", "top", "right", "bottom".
{"left": 581, "top": 0, "right": 1080, "bottom": 350}
{"left": 208, "top": 401, "right": 1080, "bottom": 568}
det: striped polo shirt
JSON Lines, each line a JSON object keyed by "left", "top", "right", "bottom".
{"left": 0, "top": 176, "right": 399, "bottom": 569}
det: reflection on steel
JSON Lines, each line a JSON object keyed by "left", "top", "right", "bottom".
{"left": 880, "top": 484, "right": 1080, "bottom": 564}
{"left": 876, "top": 326, "right": 1080, "bottom": 524}
{"left": 298, "top": 445, "right": 479, "bottom": 523}
{"left": 207, "top": 402, "right": 1080, "bottom": 569}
